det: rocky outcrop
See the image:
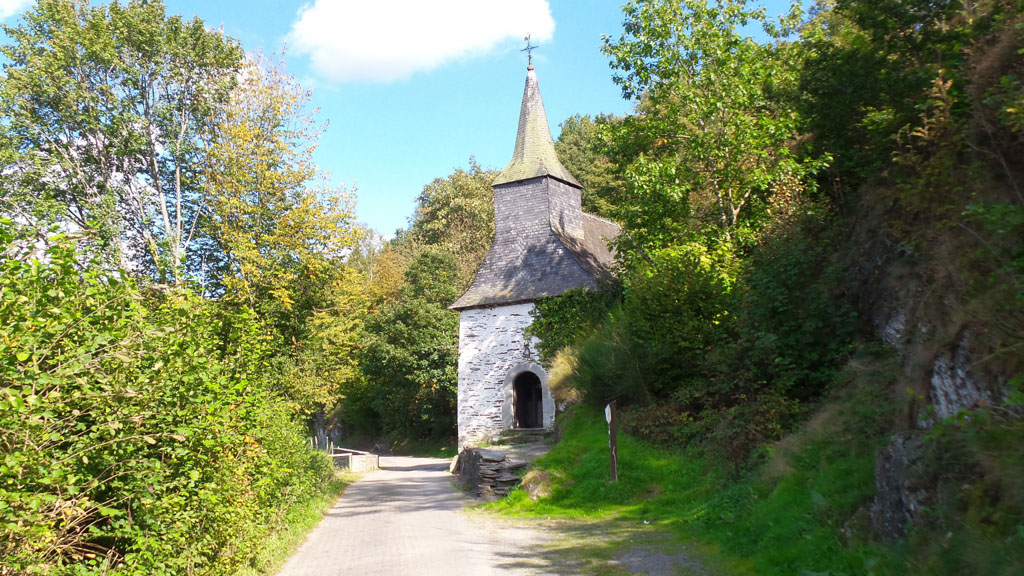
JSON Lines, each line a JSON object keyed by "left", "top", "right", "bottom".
{"left": 848, "top": 198, "right": 1016, "bottom": 543}
{"left": 852, "top": 209, "right": 1010, "bottom": 424}
{"left": 869, "top": 434, "right": 926, "bottom": 541}
{"left": 927, "top": 329, "right": 1004, "bottom": 422}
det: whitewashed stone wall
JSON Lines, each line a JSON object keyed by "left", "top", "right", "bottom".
{"left": 458, "top": 302, "right": 555, "bottom": 448}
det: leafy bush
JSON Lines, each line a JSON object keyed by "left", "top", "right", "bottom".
{"left": 622, "top": 242, "right": 739, "bottom": 387}
{"left": 739, "top": 213, "right": 858, "bottom": 401}
{"left": 0, "top": 227, "right": 333, "bottom": 575}
{"left": 527, "top": 287, "right": 620, "bottom": 364}
{"left": 538, "top": 217, "right": 854, "bottom": 460}
{"left": 563, "top": 242, "right": 739, "bottom": 406}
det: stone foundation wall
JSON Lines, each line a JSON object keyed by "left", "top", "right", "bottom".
{"left": 332, "top": 453, "right": 379, "bottom": 473}
{"left": 451, "top": 448, "right": 527, "bottom": 498}
{"left": 457, "top": 303, "right": 555, "bottom": 448}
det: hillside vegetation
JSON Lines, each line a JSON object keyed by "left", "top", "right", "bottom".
{"left": 499, "top": 0, "right": 1024, "bottom": 573}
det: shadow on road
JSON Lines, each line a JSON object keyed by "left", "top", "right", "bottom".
{"left": 472, "top": 514, "right": 721, "bottom": 576}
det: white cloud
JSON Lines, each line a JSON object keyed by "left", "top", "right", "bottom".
{"left": 286, "top": 0, "right": 555, "bottom": 83}
{"left": 0, "top": 0, "right": 31, "bottom": 21}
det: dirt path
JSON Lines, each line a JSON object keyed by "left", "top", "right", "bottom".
{"left": 275, "top": 456, "right": 714, "bottom": 576}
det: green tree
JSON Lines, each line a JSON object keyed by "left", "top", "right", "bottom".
{"left": 346, "top": 225, "right": 387, "bottom": 282}
{"left": 287, "top": 266, "right": 370, "bottom": 414}
{"left": 0, "top": 0, "right": 243, "bottom": 281}
{"left": 201, "top": 54, "right": 357, "bottom": 347}
{"left": 360, "top": 247, "right": 460, "bottom": 439}
{"left": 797, "top": 0, "right": 968, "bottom": 190}
{"left": 409, "top": 159, "right": 495, "bottom": 288}
{"left": 601, "top": 0, "right": 826, "bottom": 258}
{"left": 554, "top": 113, "right": 624, "bottom": 219}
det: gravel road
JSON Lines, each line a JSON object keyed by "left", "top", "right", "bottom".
{"left": 274, "top": 456, "right": 546, "bottom": 576}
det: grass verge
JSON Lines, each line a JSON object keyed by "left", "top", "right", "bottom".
{"left": 489, "top": 347, "right": 1024, "bottom": 575}
{"left": 232, "top": 470, "right": 364, "bottom": 576}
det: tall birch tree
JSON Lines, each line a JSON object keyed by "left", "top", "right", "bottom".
{"left": 0, "top": 0, "right": 242, "bottom": 280}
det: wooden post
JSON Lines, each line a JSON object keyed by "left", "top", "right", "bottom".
{"left": 606, "top": 401, "right": 618, "bottom": 482}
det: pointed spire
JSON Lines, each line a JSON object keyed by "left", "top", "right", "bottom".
{"left": 493, "top": 66, "right": 580, "bottom": 187}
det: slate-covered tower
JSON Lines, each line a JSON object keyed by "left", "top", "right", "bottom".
{"left": 451, "top": 64, "right": 620, "bottom": 448}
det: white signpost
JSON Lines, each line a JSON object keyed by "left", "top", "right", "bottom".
{"left": 605, "top": 400, "right": 618, "bottom": 482}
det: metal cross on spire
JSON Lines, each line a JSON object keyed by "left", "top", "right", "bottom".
{"left": 521, "top": 34, "right": 538, "bottom": 68}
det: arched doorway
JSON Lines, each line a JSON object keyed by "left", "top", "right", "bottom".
{"left": 513, "top": 371, "right": 543, "bottom": 428}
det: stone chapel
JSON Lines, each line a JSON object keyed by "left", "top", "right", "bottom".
{"left": 450, "top": 63, "right": 621, "bottom": 449}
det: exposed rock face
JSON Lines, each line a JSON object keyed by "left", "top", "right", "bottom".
{"left": 452, "top": 447, "right": 528, "bottom": 498}
{"left": 878, "top": 308, "right": 906, "bottom": 349}
{"left": 854, "top": 223, "right": 1010, "bottom": 423}
{"left": 928, "top": 330, "right": 1002, "bottom": 421}
{"left": 870, "top": 433, "right": 926, "bottom": 541}
{"left": 846, "top": 198, "right": 1024, "bottom": 543}
{"left": 870, "top": 290, "right": 1007, "bottom": 428}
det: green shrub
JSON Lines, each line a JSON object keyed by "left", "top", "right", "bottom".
{"left": 527, "top": 287, "right": 621, "bottom": 364}
{"left": 739, "top": 213, "right": 857, "bottom": 401}
{"left": 566, "top": 243, "right": 739, "bottom": 406}
{"left": 0, "top": 227, "right": 333, "bottom": 575}
{"left": 623, "top": 242, "right": 740, "bottom": 383}
{"left": 537, "top": 214, "right": 855, "bottom": 461}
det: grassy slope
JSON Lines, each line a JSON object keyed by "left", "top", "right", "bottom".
{"left": 490, "top": 347, "right": 1024, "bottom": 575}
{"left": 232, "top": 471, "right": 364, "bottom": 576}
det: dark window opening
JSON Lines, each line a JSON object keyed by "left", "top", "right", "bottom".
{"left": 513, "top": 372, "right": 543, "bottom": 429}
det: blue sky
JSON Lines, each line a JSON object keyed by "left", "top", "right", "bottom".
{"left": 0, "top": 0, "right": 796, "bottom": 236}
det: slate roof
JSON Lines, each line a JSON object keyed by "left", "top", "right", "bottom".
{"left": 555, "top": 213, "right": 621, "bottom": 283}
{"left": 450, "top": 66, "right": 620, "bottom": 311}
{"left": 451, "top": 211, "right": 620, "bottom": 310}
{"left": 492, "top": 66, "right": 581, "bottom": 187}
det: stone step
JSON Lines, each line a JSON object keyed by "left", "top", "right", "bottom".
{"left": 494, "top": 428, "right": 553, "bottom": 444}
